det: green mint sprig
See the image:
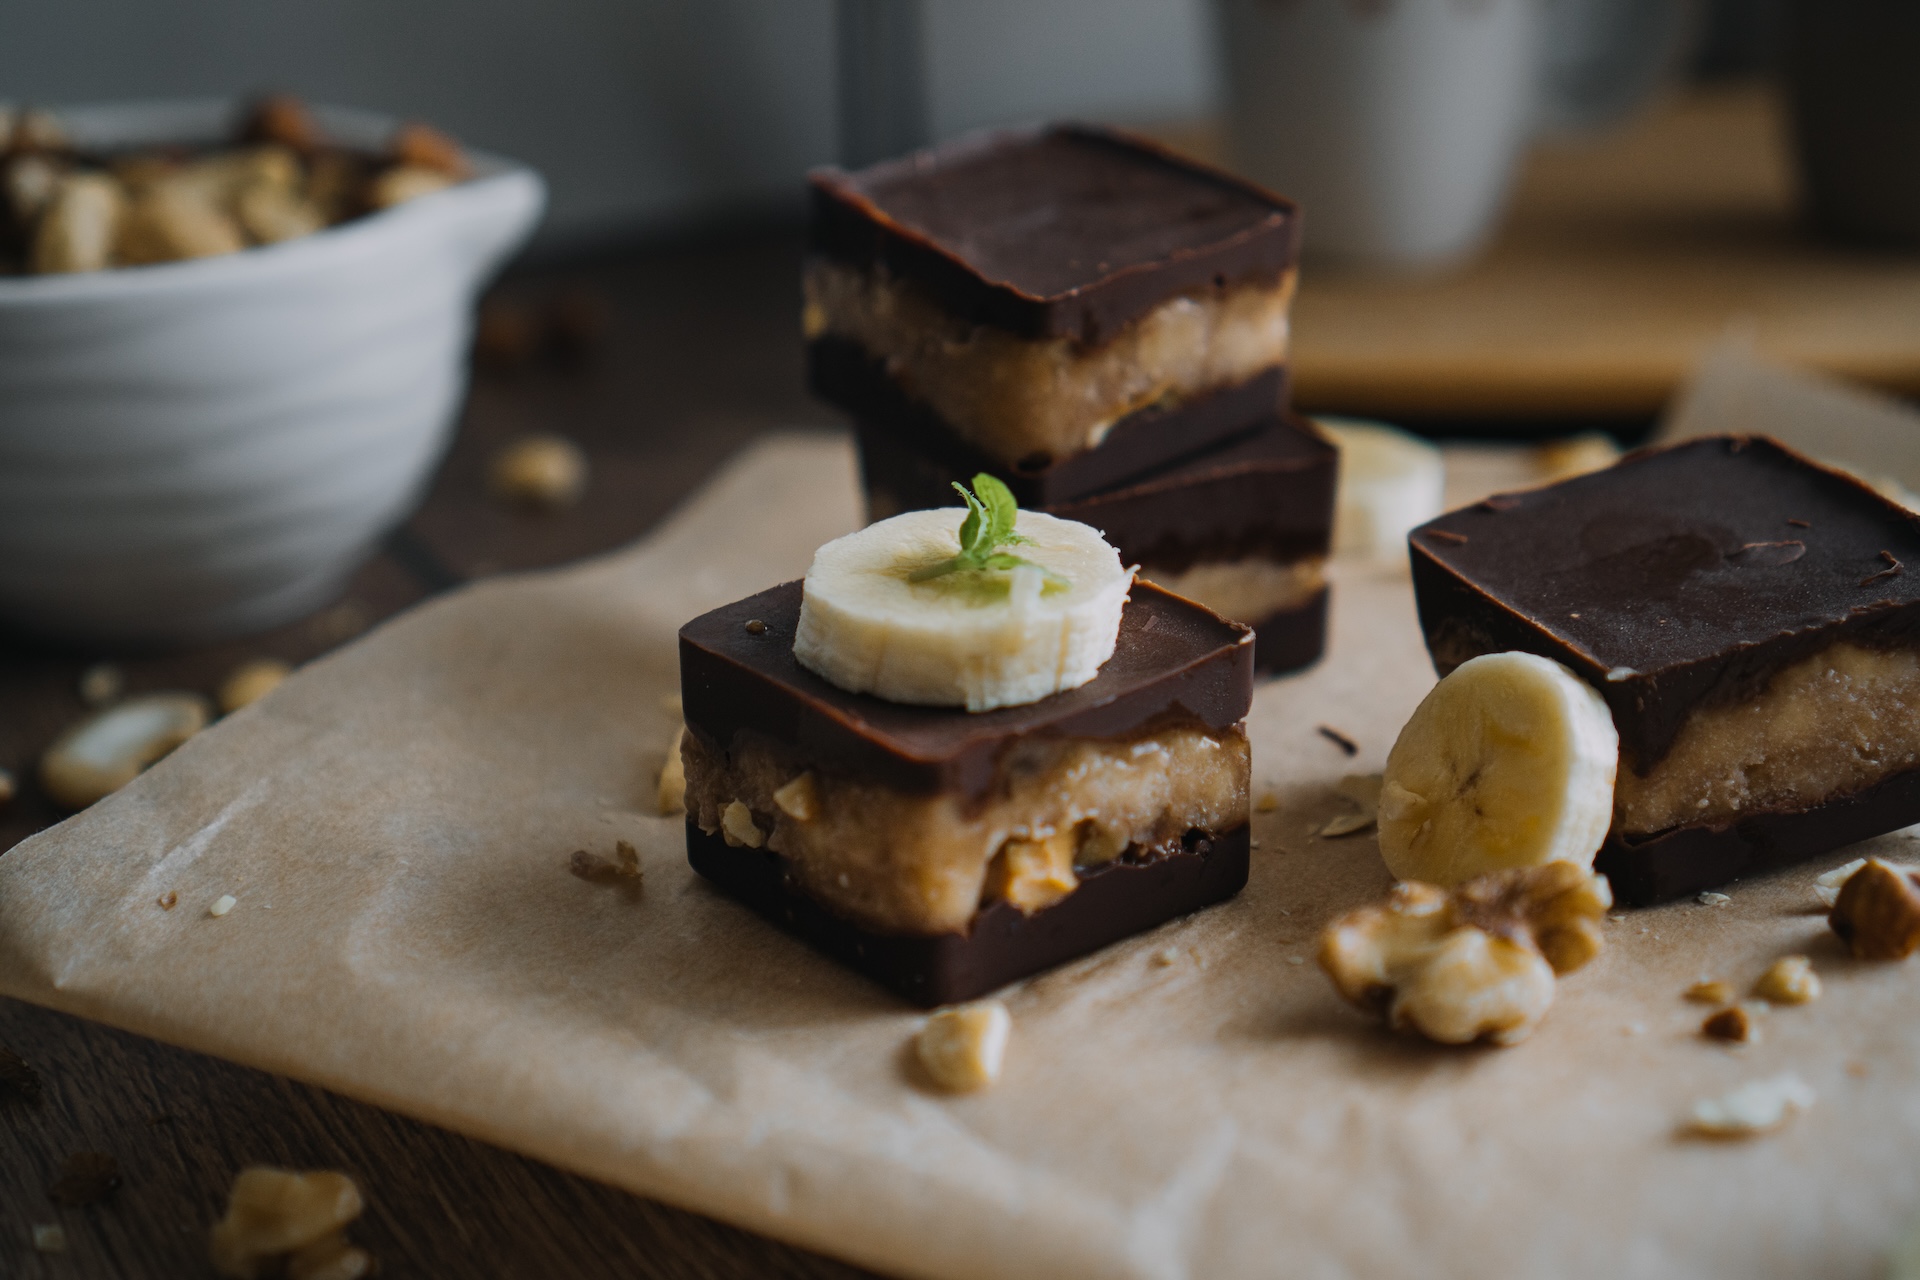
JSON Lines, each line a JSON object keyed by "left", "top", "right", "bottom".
{"left": 907, "top": 473, "right": 1070, "bottom": 592}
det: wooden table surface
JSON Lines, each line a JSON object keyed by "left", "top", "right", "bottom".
{"left": 0, "top": 226, "right": 879, "bottom": 1279}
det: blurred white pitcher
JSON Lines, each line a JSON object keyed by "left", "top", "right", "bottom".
{"left": 1216, "top": 0, "right": 1542, "bottom": 268}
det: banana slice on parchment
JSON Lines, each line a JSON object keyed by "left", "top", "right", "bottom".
{"left": 1317, "top": 416, "right": 1446, "bottom": 564}
{"left": 1378, "top": 652, "right": 1619, "bottom": 885}
{"left": 794, "top": 482, "right": 1133, "bottom": 712}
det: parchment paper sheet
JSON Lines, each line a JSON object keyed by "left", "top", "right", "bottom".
{"left": 7, "top": 430, "right": 1920, "bottom": 1280}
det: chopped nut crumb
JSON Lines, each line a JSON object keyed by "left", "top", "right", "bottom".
{"left": 657, "top": 725, "right": 687, "bottom": 816}
{"left": 209, "top": 894, "right": 237, "bottom": 917}
{"left": 720, "top": 800, "right": 764, "bottom": 849}
{"left": 1696, "top": 891, "right": 1731, "bottom": 907}
{"left": 916, "top": 1000, "right": 1011, "bottom": 1092}
{"left": 209, "top": 1167, "right": 367, "bottom": 1280}
{"left": 614, "top": 840, "right": 639, "bottom": 878}
{"left": 1, "top": 1044, "right": 43, "bottom": 1105}
{"left": 1830, "top": 858, "right": 1920, "bottom": 959}
{"left": 1255, "top": 792, "right": 1279, "bottom": 813}
{"left": 984, "top": 831, "right": 1077, "bottom": 913}
{"left": 1702, "top": 1004, "right": 1760, "bottom": 1044}
{"left": 49, "top": 1150, "right": 120, "bottom": 1206}
{"left": 32, "top": 1223, "right": 67, "bottom": 1254}
{"left": 1318, "top": 862, "right": 1611, "bottom": 1046}
{"left": 489, "top": 434, "right": 587, "bottom": 511}
{"left": 1685, "top": 979, "right": 1733, "bottom": 1004}
{"left": 569, "top": 844, "right": 641, "bottom": 888}
{"left": 1685, "top": 1073, "right": 1814, "bottom": 1138}
{"left": 158, "top": 890, "right": 178, "bottom": 910}
{"left": 1754, "top": 955, "right": 1821, "bottom": 1005}
{"left": 773, "top": 772, "right": 819, "bottom": 822}
{"left": 744, "top": 618, "right": 768, "bottom": 635}
{"left": 78, "top": 662, "right": 124, "bottom": 707}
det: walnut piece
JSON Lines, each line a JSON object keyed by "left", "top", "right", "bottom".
{"left": 1830, "top": 858, "right": 1920, "bottom": 960}
{"left": 209, "top": 1168, "right": 369, "bottom": 1280}
{"left": 1754, "top": 955, "right": 1821, "bottom": 1004}
{"left": 1318, "top": 862, "right": 1612, "bottom": 1046}
{"left": 916, "top": 1001, "right": 1011, "bottom": 1092}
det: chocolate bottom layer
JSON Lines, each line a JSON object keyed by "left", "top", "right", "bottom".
{"left": 1598, "top": 764, "right": 1920, "bottom": 905}
{"left": 687, "top": 821, "right": 1251, "bottom": 1006}
{"left": 1245, "top": 584, "right": 1328, "bottom": 676}
{"left": 824, "top": 336, "right": 1289, "bottom": 508}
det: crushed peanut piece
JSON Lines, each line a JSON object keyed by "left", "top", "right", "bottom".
{"left": 720, "top": 800, "right": 764, "bottom": 849}
{"left": 218, "top": 658, "right": 291, "bottom": 714}
{"left": 773, "top": 772, "right": 819, "bottom": 822}
{"left": 1830, "top": 858, "right": 1920, "bottom": 959}
{"left": 1696, "top": 891, "right": 1731, "bottom": 907}
{"left": 984, "top": 830, "right": 1078, "bottom": 913}
{"left": 1318, "top": 862, "right": 1611, "bottom": 1046}
{"left": 1702, "top": 1004, "right": 1760, "bottom": 1044}
{"left": 1255, "top": 792, "right": 1279, "bottom": 813}
{"left": 916, "top": 1001, "right": 1011, "bottom": 1092}
{"left": 39, "top": 692, "right": 213, "bottom": 810}
{"left": 657, "top": 726, "right": 687, "bottom": 815}
{"left": 1685, "top": 1073, "right": 1814, "bottom": 1138}
{"left": 489, "top": 434, "right": 587, "bottom": 511}
{"left": 570, "top": 843, "right": 641, "bottom": 888}
{"left": 1754, "top": 955, "right": 1820, "bottom": 1005}
{"left": 32, "top": 1223, "right": 67, "bottom": 1254}
{"left": 158, "top": 890, "right": 178, "bottom": 910}
{"left": 78, "top": 662, "right": 124, "bottom": 706}
{"left": 209, "top": 1168, "right": 366, "bottom": 1280}
{"left": 1685, "top": 979, "right": 1733, "bottom": 1004}
{"left": 209, "top": 894, "right": 236, "bottom": 917}
{"left": 613, "top": 840, "right": 640, "bottom": 878}
{"left": 49, "top": 1150, "right": 120, "bottom": 1206}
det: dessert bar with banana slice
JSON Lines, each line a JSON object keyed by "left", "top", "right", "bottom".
{"left": 1409, "top": 435, "right": 1920, "bottom": 904}
{"left": 678, "top": 478, "right": 1254, "bottom": 1004}
{"left": 806, "top": 124, "right": 1299, "bottom": 506}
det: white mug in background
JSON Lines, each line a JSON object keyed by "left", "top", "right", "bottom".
{"left": 1215, "top": 0, "right": 1692, "bottom": 269}
{"left": 1216, "top": 0, "right": 1542, "bottom": 268}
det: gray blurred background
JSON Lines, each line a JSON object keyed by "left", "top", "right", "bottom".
{"left": 3, "top": 0, "right": 1780, "bottom": 250}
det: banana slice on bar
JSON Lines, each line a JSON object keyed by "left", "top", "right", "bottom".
{"left": 794, "top": 506, "right": 1132, "bottom": 712}
{"left": 1378, "top": 652, "right": 1618, "bottom": 885}
{"left": 1316, "top": 417, "right": 1446, "bottom": 564}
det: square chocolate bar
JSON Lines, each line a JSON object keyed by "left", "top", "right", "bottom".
{"left": 1410, "top": 435, "right": 1920, "bottom": 904}
{"left": 806, "top": 123, "right": 1299, "bottom": 503}
{"left": 679, "top": 580, "right": 1254, "bottom": 1005}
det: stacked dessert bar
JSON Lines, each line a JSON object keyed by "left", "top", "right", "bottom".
{"left": 805, "top": 124, "right": 1337, "bottom": 674}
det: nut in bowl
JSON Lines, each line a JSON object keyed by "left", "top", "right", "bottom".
{"left": 0, "top": 98, "right": 544, "bottom": 644}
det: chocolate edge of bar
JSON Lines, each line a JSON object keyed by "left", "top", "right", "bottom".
{"left": 679, "top": 580, "right": 1256, "bottom": 799}
{"left": 824, "top": 337, "right": 1290, "bottom": 505}
{"left": 807, "top": 123, "right": 1300, "bottom": 343}
{"left": 1598, "top": 763, "right": 1920, "bottom": 905}
{"left": 1246, "top": 584, "right": 1329, "bottom": 676}
{"left": 687, "top": 819, "right": 1252, "bottom": 1006}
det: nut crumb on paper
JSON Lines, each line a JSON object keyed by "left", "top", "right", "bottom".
{"left": 1701, "top": 1004, "right": 1760, "bottom": 1045}
{"left": 916, "top": 1001, "right": 1010, "bottom": 1093}
{"left": 1830, "top": 859, "right": 1920, "bottom": 959}
{"left": 1685, "top": 979, "right": 1733, "bottom": 1004}
{"left": 1754, "top": 955, "right": 1821, "bottom": 1004}
{"left": 209, "top": 1167, "right": 371, "bottom": 1280}
{"left": 209, "top": 894, "right": 236, "bottom": 917}
{"left": 1685, "top": 1073, "right": 1814, "bottom": 1138}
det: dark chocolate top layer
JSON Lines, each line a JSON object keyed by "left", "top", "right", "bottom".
{"left": 680, "top": 579, "right": 1254, "bottom": 798}
{"left": 810, "top": 124, "right": 1300, "bottom": 345}
{"left": 1049, "top": 414, "right": 1337, "bottom": 570}
{"left": 1410, "top": 435, "right": 1920, "bottom": 772}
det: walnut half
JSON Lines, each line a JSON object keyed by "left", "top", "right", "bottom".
{"left": 1318, "top": 862, "right": 1612, "bottom": 1046}
{"left": 1830, "top": 859, "right": 1920, "bottom": 960}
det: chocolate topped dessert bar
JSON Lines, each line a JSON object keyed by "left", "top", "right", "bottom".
{"left": 806, "top": 124, "right": 1300, "bottom": 499}
{"left": 1410, "top": 435, "right": 1920, "bottom": 904}
{"left": 680, "top": 580, "right": 1254, "bottom": 1004}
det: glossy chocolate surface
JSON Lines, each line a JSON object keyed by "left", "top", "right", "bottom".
{"left": 824, "top": 338, "right": 1287, "bottom": 502}
{"left": 1411, "top": 436, "right": 1920, "bottom": 773}
{"left": 1049, "top": 413, "right": 1337, "bottom": 571}
{"left": 688, "top": 822, "right": 1249, "bottom": 1005}
{"left": 809, "top": 124, "right": 1299, "bottom": 344}
{"left": 679, "top": 579, "right": 1254, "bottom": 799}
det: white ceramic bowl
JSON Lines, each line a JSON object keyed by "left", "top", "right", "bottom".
{"left": 0, "top": 100, "right": 545, "bottom": 645}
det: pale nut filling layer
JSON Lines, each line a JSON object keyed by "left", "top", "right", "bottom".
{"left": 1617, "top": 641, "right": 1920, "bottom": 835}
{"left": 684, "top": 722, "right": 1250, "bottom": 934}
{"left": 803, "top": 259, "right": 1296, "bottom": 469}
{"left": 1141, "top": 556, "right": 1325, "bottom": 627}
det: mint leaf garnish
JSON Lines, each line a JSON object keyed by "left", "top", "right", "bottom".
{"left": 907, "top": 474, "right": 1068, "bottom": 591}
